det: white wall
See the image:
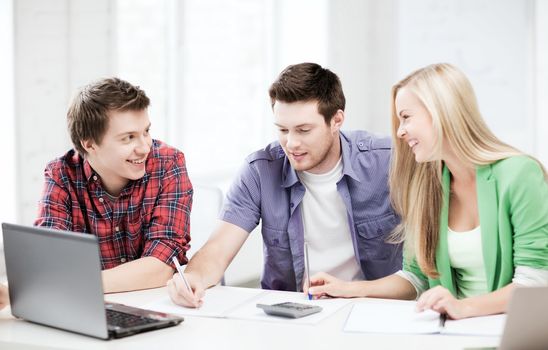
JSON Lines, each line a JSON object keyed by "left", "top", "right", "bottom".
{"left": 535, "top": 0, "right": 548, "bottom": 165}
{"left": 13, "top": 0, "right": 115, "bottom": 224}
{"left": 328, "top": 0, "right": 398, "bottom": 133}
{"left": 0, "top": 0, "right": 15, "bottom": 278}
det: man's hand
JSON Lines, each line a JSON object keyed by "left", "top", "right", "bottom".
{"left": 304, "top": 272, "right": 356, "bottom": 299}
{"left": 167, "top": 272, "right": 205, "bottom": 308}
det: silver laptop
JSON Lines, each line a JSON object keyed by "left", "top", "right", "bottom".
{"left": 2, "top": 222, "right": 184, "bottom": 340}
{"left": 497, "top": 286, "right": 548, "bottom": 350}
{"left": 464, "top": 286, "right": 548, "bottom": 350}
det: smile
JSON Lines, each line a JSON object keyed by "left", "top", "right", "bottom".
{"left": 408, "top": 140, "right": 418, "bottom": 149}
{"left": 127, "top": 158, "right": 146, "bottom": 164}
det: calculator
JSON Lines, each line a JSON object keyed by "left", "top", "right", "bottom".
{"left": 256, "top": 302, "right": 323, "bottom": 318}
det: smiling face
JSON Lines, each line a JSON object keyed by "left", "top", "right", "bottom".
{"left": 274, "top": 100, "right": 343, "bottom": 174}
{"left": 82, "top": 109, "right": 152, "bottom": 196}
{"left": 394, "top": 87, "right": 439, "bottom": 163}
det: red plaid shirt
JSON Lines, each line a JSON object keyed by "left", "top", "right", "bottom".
{"left": 35, "top": 139, "right": 192, "bottom": 270}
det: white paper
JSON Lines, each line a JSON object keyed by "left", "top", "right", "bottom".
{"left": 442, "top": 314, "right": 506, "bottom": 336}
{"left": 344, "top": 299, "right": 507, "bottom": 337}
{"left": 228, "top": 289, "right": 352, "bottom": 325}
{"left": 343, "top": 299, "right": 442, "bottom": 334}
{"left": 142, "top": 285, "right": 265, "bottom": 318}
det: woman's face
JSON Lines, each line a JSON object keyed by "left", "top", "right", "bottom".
{"left": 394, "top": 87, "right": 439, "bottom": 163}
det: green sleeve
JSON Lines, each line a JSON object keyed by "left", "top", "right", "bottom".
{"left": 508, "top": 159, "right": 548, "bottom": 269}
{"left": 402, "top": 248, "right": 429, "bottom": 285}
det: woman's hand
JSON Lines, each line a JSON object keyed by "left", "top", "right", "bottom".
{"left": 416, "top": 286, "right": 472, "bottom": 319}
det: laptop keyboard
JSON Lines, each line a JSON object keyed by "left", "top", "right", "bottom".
{"left": 106, "top": 309, "right": 158, "bottom": 329}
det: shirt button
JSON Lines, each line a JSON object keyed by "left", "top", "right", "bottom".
{"left": 93, "top": 175, "right": 98, "bottom": 181}
{"left": 98, "top": 197, "right": 104, "bottom": 203}
{"left": 115, "top": 226, "right": 120, "bottom": 232}
{"left": 290, "top": 202, "right": 294, "bottom": 208}
{"left": 120, "top": 258, "right": 126, "bottom": 263}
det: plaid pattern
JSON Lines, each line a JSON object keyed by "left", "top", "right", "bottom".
{"left": 35, "top": 139, "right": 193, "bottom": 270}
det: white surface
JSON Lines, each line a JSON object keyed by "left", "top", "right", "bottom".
{"left": 143, "top": 286, "right": 264, "bottom": 318}
{"left": 344, "top": 299, "right": 442, "bottom": 334}
{"left": 227, "top": 289, "right": 351, "bottom": 325}
{"left": 143, "top": 286, "right": 349, "bottom": 326}
{"left": 344, "top": 298, "right": 506, "bottom": 337}
{"left": 0, "top": 286, "right": 502, "bottom": 350}
{"left": 444, "top": 315, "right": 506, "bottom": 337}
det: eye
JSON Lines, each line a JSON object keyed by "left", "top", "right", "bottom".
{"left": 298, "top": 129, "right": 310, "bottom": 133}
{"left": 121, "top": 134, "right": 134, "bottom": 143}
{"left": 144, "top": 128, "right": 150, "bottom": 136}
{"left": 278, "top": 128, "right": 288, "bottom": 134}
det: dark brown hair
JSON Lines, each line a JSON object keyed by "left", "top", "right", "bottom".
{"left": 268, "top": 63, "right": 345, "bottom": 124}
{"left": 67, "top": 77, "right": 150, "bottom": 155}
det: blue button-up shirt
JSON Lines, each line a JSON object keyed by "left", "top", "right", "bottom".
{"left": 221, "top": 130, "right": 402, "bottom": 291}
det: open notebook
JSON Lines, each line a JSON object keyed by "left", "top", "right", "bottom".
{"left": 343, "top": 299, "right": 505, "bottom": 336}
{"left": 143, "top": 286, "right": 350, "bottom": 325}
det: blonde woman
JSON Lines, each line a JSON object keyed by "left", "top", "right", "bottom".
{"left": 305, "top": 63, "right": 548, "bottom": 319}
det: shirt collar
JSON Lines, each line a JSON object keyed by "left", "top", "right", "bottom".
{"left": 82, "top": 157, "right": 96, "bottom": 182}
{"left": 82, "top": 156, "right": 140, "bottom": 196}
{"left": 339, "top": 131, "right": 361, "bottom": 183}
{"left": 281, "top": 132, "right": 361, "bottom": 188}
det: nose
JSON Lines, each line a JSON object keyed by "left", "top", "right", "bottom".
{"left": 396, "top": 123, "right": 406, "bottom": 139}
{"left": 285, "top": 132, "right": 301, "bottom": 150}
{"left": 136, "top": 135, "right": 151, "bottom": 155}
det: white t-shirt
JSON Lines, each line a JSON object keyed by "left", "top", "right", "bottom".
{"left": 298, "top": 157, "right": 363, "bottom": 281}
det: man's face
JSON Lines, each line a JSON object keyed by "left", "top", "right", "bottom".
{"left": 274, "top": 100, "right": 343, "bottom": 174}
{"left": 83, "top": 109, "right": 152, "bottom": 195}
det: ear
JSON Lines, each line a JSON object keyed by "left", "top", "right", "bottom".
{"left": 330, "top": 110, "right": 345, "bottom": 132}
{"left": 80, "top": 139, "right": 96, "bottom": 154}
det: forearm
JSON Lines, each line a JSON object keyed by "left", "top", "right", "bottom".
{"left": 184, "top": 246, "right": 231, "bottom": 288}
{"left": 460, "top": 283, "right": 516, "bottom": 317}
{"left": 358, "top": 274, "right": 417, "bottom": 300}
{"left": 102, "top": 256, "right": 174, "bottom": 293}
{"left": 184, "top": 221, "right": 248, "bottom": 289}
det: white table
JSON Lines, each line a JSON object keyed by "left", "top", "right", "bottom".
{"left": 0, "top": 287, "right": 500, "bottom": 350}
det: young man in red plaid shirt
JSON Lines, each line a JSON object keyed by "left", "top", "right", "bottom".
{"left": 35, "top": 78, "right": 193, "bottom": 293}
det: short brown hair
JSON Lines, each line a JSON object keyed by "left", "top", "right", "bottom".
{"left": 67, "top": 77, "right": 150, "bottom": 155}
{"left": 268, "top": 62, "right": 345, "bottom": 124}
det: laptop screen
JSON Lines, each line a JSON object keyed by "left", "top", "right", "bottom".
{"left": 3, "top": 223, "right": 111, "bottom": 339}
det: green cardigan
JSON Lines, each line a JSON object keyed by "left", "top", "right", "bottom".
{"left": 404, "top": 156, "right": 548, "bottom": 296}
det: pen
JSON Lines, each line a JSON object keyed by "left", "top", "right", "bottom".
{"left": 171, "top": 256, "right": 192, "bottom": 293}
{"left": 304, "top": 242, "right": 312, "bottom": 300}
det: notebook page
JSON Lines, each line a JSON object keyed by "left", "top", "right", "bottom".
{"left": 442, "top": 314, "right": 506, "bottom": 336}
{"left": 227, "top": 289, "right": 351, "bottom": 325}
{"left": 142, "top": 285, "right": 265, "bottom": 318}
{"left": 343, "top": 299, "right": 442, "bottom": 334}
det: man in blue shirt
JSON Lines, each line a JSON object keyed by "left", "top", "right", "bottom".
{"left": 167, "top": 63, "right": 401, "bottom": 307}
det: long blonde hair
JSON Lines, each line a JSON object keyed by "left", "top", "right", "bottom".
{"left": 389, "top": 63, "right": 525, "bottom": 278}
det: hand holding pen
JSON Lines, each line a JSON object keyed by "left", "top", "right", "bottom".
{"left": 167, "top": 256, "right": 205, "bottom": 308}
